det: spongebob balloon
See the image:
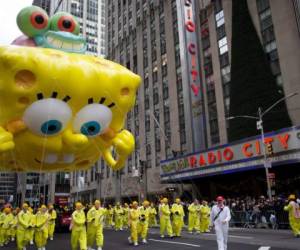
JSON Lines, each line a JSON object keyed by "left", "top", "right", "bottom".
{"left": 0, "top": 6, "right": 140, "bottom": 172}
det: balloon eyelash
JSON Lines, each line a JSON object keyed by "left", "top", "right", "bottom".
{"left": 99, "top": 97, "right": 106, "bottom": 104}
{"left": 88, "top": 98, "right": 94, "bottom": 104}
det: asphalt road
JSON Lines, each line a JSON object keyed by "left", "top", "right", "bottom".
{"left": 2, "top": 227, "right": 299, "bottom": 250}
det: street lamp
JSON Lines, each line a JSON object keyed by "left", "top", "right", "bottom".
{"left": 148, "top": 111, "right": 180, "bottom": 157}
{"left": 227, "top": 92, "right": 298, "bottom": 200}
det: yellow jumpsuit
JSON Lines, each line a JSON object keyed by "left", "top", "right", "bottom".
{"left": 188, "top": 204, "right": 200, "bottom": 233}
{"left": 129, "top": 208, "right": 140, "bottom": 244}
{"left": 106, "top": 207, "right": 114, "bottom": 227}
{"left": 16, "top": 210, "right": 31, "bottom": 250}
{"left": 160, "top": 204, "right": 173, "bottom": 237}
{"left": 48, "top": 209, "right": 57, "bottom": 239}
{"left": 9, "top": 214, "right": 17, "bottom": 240}
{"left": 34, "top": 211, "right": 49, "bottom": 248}
{"left": 200, "top": 205, "right": 211, "bottom": 233}
{"left": 3, "top": 212, "right": 14, "bottom": 244}
{"left": 284, "top": 201, "right": 300, "bottom": 236}
{"left": 71, "top": 210, "right": 87, "bottom": 250}
{"left": 149, "top": 207, "right": 157, "bottom": 227}
{"left": 123, "top": 206, "right": 129, "bottom": 228}
{"left": 28, "top": 211, "right": 36, "bottom": 243}
{"left": 114, "top": 206, "right": 124, "bottom": 230}
{"left": 138, "top": 206, "right": 150, "bottom": 240}
{"left": 87, "top": 206, "right": 105, "bottom": 248}
{"left": 0, "top": 212, "right": 5, "bottom": 246}
{"left": 171, "top": 203, "right": 185, "bottom": 236}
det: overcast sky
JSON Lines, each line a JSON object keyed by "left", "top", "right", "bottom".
{"left": 0, "top": 0, "right": 33, "bottom": 45}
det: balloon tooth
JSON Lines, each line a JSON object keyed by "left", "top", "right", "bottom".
{"left": 43, "top": 154, "right": 58, "bottom": 164}
{"left": 63, "top": 154, "right": 75, "bottom": 164}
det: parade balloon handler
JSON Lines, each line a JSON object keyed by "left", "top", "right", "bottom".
{"left": 70, "top": 202, "right": 87, "bottom": 250}
{"left": 171, "top": 198, "right": 185, "bottom": 237}
{"left": 284, "top": 194, "right": 300, "bottom": 237}
{"left": 48, "top": 204, "right": 57, "bottom": 241}
{"left": 16, "top": 203, "right": 31, "bottom": 250}
{"left": 0, "top": 5, "right": 141, "bottom": 173}
{"left": 128, "top": 201, "right": 140, "bottom": 246}
{"left": 210, "top": 196, "right": 231, "bottom": 250}
{"left": 138, "top": 200, "right": 150, "bottom": 244}
{"left": 87, "top": 200, "right": 105, "bottom": 250}
{"left": 188, "top": 199, "right": 201, "bottom": 234}
{"left": 159, "top": 198, "right": 174, "bottom": 238}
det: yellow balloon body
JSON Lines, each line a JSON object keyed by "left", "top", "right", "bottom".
{"left": 0, "top": 46, "right": 140, "bottom": 172}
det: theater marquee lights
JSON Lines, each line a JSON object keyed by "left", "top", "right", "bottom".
{"left": 160, "top": 127, "right": 300, "bottom": 181}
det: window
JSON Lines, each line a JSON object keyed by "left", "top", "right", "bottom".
{"left": 219, "top": 52, "right": 229, "bottom": 67}
{"left": 257, "top": 0, "right": 270, "bottom": 13}
{"left": 162, "top": 64, "right": 167, "bottom": 77}
{"left": 215, "top": 10, "right": 225, "bottom": 27}
{"left": 270, "top": 60, "right": 281, "bottom": 76}
{"left": 216, "top": 24, "right": 226, "bottom": 40}
{"left": 153, "top": 87, "right": 159, "bottom": 105}
{"left": 261, "top": 15, "right": 273, "bottom": 31}
{"left": 144, "top": 77, "right": 149, "bottom": 89}
{"left": 152, "top": 71, "right": 157, "bottom": 83}
{"left": 218, "top": 37, "right": 228, "bottom": 55}
{"left": 265, "top": 40, "right": 277, "bottom": 53}
{"left": 262, "top": 26, "right": 275, "bottom": 44}
{"left": 204, "top": 55, "right": 213, "bottom": 76}
{"left": 164, "top": 106, "right": 170, "bottom": 123}
{"left": 207, "top": 89, "right": 216, "bottom": 104}
{"left": 145, "top": 96, "right": 150, "bottom": 110}
{"left": 145, "top": 115, "right": 150, "bottom": 131}
{"left": 223, "top": 83, "right": 230, "bottom": 97}
{"left": 202, "top": 36, "right": 210, "bottom": 50}
{"left": 146, "top": 144, "right": 151, "bottom": 156}
{"left": 210, "top": 118, "right": 219, "bottom": 136}
{"left": 163, "top": 80, "right": 169, "bottom": 99}
{"left": 267, "top": 49, "right": 278, "bottom": 61}
{"left": 161, "top": 40, "right": 166, "bottom": 55}
{"left": 221, "top": 65, "right": 231, "bottom": 84}
{"left": 155, "top": 138, "right": 161, "bottom": 152}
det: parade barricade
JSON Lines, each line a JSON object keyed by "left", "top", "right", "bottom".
{"left": 230, "top": 210, "right": 289, "bottom": 229}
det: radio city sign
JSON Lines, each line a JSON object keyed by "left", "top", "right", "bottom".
{"left": 161, "top": 127, "right": 300, "bottom": 177}
{"left": 184, "top": 0, "right": 201, "bottom": 97}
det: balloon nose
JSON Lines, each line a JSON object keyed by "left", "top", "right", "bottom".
{"left": 62, "top": 130, "right": 89, "bottom": 150}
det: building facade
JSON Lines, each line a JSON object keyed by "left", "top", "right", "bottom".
{"left": 32, "top": 0, "right": 51, "bottom": 15}
{"left": 69, "top": 0, "right": 300, "bottom": 203}
{"left": 161, "top": 0, "right": 300, "bottom": 199}
{"left": 0, "top": 173, "right": 17, "bottom": 204}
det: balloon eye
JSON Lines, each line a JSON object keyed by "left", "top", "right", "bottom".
{"left": 30, "top": 11, "right": 48, "bottom": 29}
{"left": 80, "top": 121, "right": 101, "bottom": 136}
{"left": 73, "top": 104, "right": 112, "bottom": 138}
{"left": 41, "top": 120, "right": 62, "bottom": 135}
{"left": 58, "top": 16, "right": 76, "bottom": 32}
{"left": 23, "top": 98, "right": 72, "bottom": 137}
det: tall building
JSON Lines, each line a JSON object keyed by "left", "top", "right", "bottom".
{"left": 51, "top": 0, "right": 106, "bottom": 57}
{"left": 161, "top": 0, "right": 300, "bottom": 199}
{"left": 0, "top": 173, "right": 16, "bottom": 204}
{"left": 32, "top": 0, "right": 51, "bottom": 15}
{"left": 70, "top": 0, "right": 300, "bottom": 203}
{"left": 70, "top": 0, "right": 192, "bottom": 203}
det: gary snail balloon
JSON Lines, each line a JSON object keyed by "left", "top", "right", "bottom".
{"left": 0, "top": 6, "right": 140, "bottom": 172}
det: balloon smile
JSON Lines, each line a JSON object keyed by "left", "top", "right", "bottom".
{"left": 35, "top": 153, "right": 75, "bottom": 164}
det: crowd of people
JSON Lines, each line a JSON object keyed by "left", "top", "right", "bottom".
{"left": 0, "top": 194, "right": 299, "bottom": 250}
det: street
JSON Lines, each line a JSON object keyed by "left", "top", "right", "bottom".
{"left": 2, "top": 228, "right": 299, "bottom": 250}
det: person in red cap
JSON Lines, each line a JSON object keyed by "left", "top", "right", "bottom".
{"left": 210, "top": 196, "right": 231, "bottom": 250}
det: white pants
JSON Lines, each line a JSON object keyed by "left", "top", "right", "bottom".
{"left": 214, "top": 223, "right": 229, "bottom": 250}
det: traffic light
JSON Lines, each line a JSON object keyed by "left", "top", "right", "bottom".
{"left": 266, "top": 143, "right": 274, "bottom": 156}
